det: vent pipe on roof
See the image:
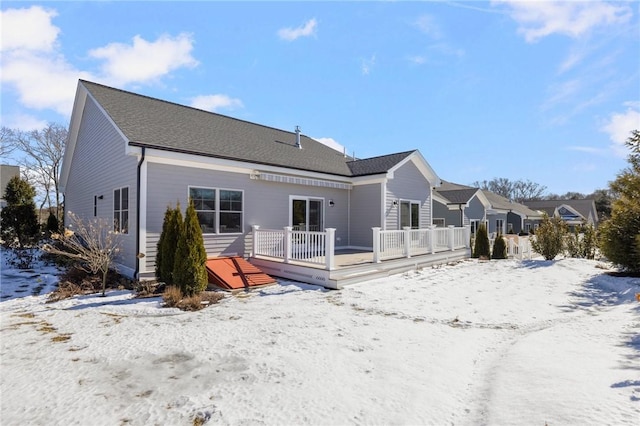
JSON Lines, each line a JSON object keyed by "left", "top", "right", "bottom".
{"left": 295, "top": 125, "right": 302, "bottom": 149}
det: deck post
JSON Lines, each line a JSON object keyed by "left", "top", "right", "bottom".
{"left": 464, "top": 225, "right": 471, "bottom": 249}
{"left": 284, "top": 226, "right": 292, "bottom": 264}
{"left": 325, "top": 228, "right": 336, "bottom": 270}
{"left": 429, "top": 225, "right": 436, "bottom": 254}
{"left": 448, "top": 225, "right": 455, "bottom": 251}
{"left": 403, "top": 226, "right": 412, "bottom": 258}
{"left": 372, "top": 227, "right": 381, "bottom": 263}
{"left": 251, "top": 225, "right": 260, "bottom": 257}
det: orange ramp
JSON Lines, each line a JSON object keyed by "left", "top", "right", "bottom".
{"left": 206, "top": 257, "right": 276, "bottom": 290}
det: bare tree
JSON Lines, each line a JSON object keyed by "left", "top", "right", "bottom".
{"left": 43, "top": 212, "right": 122, "bottom": 297}
{"left": 471, "top": 177, "right": 546, "bottom": 202}
{"left": 512, "top": 179, "right": 547, "bottom": 203}
{"left": 1, "top": 127, "right": 17, "bottom": 158}
{"left": 14, "top": 123, "right": 67, "bottom": 220}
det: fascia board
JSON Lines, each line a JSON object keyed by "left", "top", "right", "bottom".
{"left": 60, "top": 82, "right": 87, "bottom": 193}
{"left": 388, "top": 151, "right": 440, "bottom": 187}
{"left": 143, "top": 148, "right": 354, "bottom": 184}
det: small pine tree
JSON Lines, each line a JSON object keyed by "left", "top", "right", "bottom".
{"left": 173, "top": 200, "right": 207, "bottom": 296}
{"left": 45, "top": 212, "right": 60, "bottom": 235}
{"left": 599, "top": 129, "right": 640, "bottom": 272}
{"left": 580, "top": 224, "right": 597, "bottom": 260}
{"left": 156, "top": 204, "right": 181, "bottom": 283}
{"left": 474, "top": 223, "right": 491, "bottom": 259}
{"left": 492, "top": 233, "right": 507, "bottom": 259}
{"left": 531, "top": 213, "right": 567, "bottom": 260}
{"left": 0, "top": 176, "right": 40, "bottom": 249}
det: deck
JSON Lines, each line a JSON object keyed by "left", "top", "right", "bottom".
{"left": 251, "top": 248, "right": 471, "bottom": 289}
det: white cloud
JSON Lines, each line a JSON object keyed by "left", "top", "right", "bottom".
{"left": 492, "top": 0, "right": 632, "bottom": 43}
{"left": 314, "top": 137, "right": 346, "bottom": 154}
{"left": 413, "top": 15, "right": 442, "bottom": 39}
{"left": 0, "top": 6, "right": 60, "bottom": 52}
{"left": 278, "top": 18, "right": 317, "bottom": 41}
{"left": 1, "top": 51, "right": 92, "bottom": 116}
{"left": 1, "top": 5, "right": 200, "bottom": 120}
{"left": 361, "top": 55, "right": 376, "bottom": 75}
{"left": 601, "top": 104, "right": 640, "bottom": 157}
{"left": 189, "top": 94, "right": 244, "bottom": 112}
{"left": 89, "top": 33, "right": 198, "bottom": 86}
{"left": 0, "top": 113, "right": 48, "bottom": 132}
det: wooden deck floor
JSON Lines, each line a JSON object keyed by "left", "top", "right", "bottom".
{"left": 250, "top": 248, "right": 471, "bottom": 289}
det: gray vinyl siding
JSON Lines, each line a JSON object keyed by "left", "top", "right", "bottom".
{"left": 432, "top": 200, "right": 463, "bottom": 227}
{"left": 349, "top": 183, "right": 381, "bottom": 248}
{"left": 384, "top": 161, "right": 431, "bottom": 230}
{"left": 144, "top": 162, "right": 349, "bottom": 272}
{"left": 464, "top": 197, "right": 485, "bottom": 224}
{"left": 487, "top": 213, "right": 507, "bottom": 235}
{"left": 507, "top": 212, "right": 523, "bottom": 234}
{"left": 64, "top": 97, "right": 138, "bottom": 273}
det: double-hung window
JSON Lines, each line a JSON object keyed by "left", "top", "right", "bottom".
{"left": 219, "top": 190, "right": 242, "bottom": 233}
{"left": 189, "top": 187, "right": 243, "bottom": 234}
{"left": 114, "top": 187, "right": 129, "bottom": 234}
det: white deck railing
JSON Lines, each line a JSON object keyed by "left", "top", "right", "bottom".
{"left": 252, "top": 226, "right": 336, "bottom": 270}
{"left": 373, "top": 225, "right": 470, "bottom": 262}
{"left": 504, "top": 235, "right": 532, "bottom": 260}
{"left": 253, "top": 225, "right": 471, "bottom": 270}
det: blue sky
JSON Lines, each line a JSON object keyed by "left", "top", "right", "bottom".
{"left": 1, "top": 1, "right": 639, "bottom": 195}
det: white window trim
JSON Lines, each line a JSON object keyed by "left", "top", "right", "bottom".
{"left": 113, "top": 186, "right": 130, "bottom": 234}
{"left": 188, "top": 186, "right": 244, "bottom": 235}
{"left": 289, "top": 195, "right": 326, "bottom": 232}
{"left": 433, "top": 218, "right": 446, "bottom": 228}
{"left": 398, "top": 199, "right": 421, "bottom": 230}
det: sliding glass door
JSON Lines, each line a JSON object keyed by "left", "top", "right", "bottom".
{"left": 291, "top": 198, "right": 324, "bottom": 232}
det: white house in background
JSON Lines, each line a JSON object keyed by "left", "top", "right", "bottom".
{"left": 60, "top": 80, "right": 463, "bottom": 286}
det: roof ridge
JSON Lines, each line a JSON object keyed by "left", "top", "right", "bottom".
{"left": 79, "top": 79, "right": 306, "bottom": 139}
{"left": 346, "top": 150, "right": 415, "bottom": 164}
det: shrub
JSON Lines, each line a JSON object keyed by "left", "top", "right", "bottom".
{"left": 0, "top": 176, "right": 40, "bottom": 249}
{"left": 530, "top": 213, "right": 567, "bottom": 260}
{"left": 599, "top": 129, "right": 640, "bottom": 272}
{"left": 162, "top": 286, "right": 223, "bottom": 311}
{"left": 162, "top": 285, "right": 183, "bottom": 307}
{"left": 565, "top": 224, "right": 598, "bottom": 259}
{"left": 492, "top": 234, "right": 507, "bottom": 259}
{"left": 156, "top": 204, "right": 182, "bottom": 284}
{"left": 173, "top": 201, "right": 208, "bottom": 296}
{"left": 473, "top": 223, "right": 491, "bottom": 259}
{"left": 42, "top": 212, "right": 122, "bottom": 296}
{"left": 45, "top": 212, "right": 60, "bottom": 236}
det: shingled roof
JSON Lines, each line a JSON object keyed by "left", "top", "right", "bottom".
{"left": 80, "top": 80, "right": 413, "bottom": 178}
{"left": 435, "top": 180, "right": 480, "bottom": 204}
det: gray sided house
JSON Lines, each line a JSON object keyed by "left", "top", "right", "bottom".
{"left": 524, "top": 199, "right": 599, "bottom": 230}
{"left": 60, "top": 80, "right": 441, "bottom": 280}
{"left": 1, "top": 164, "right": 20, "bottom": 209}
{"left": 432, "top": 181, "right": 489, "bottom": 231}
{"left": 434, "top": 181, "right": 542, "bottom": 236}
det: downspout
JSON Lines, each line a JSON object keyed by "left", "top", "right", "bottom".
{"left": 135, "top": 147, "right": 146, "bottom": 280}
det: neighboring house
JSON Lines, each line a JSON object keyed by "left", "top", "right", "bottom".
{"left": 481, "top": 191, "right": 542, "bottom": 235}
{"left": 433, "top": 181, "right": 489, "bottom": 231}
{"left": 433, "top": 181, "right": 542, "bottom": 235}
{"left": 0, "top": 165, "right": 20, "bottom": 209}
{"left": 60, "top": 80, "right": 442, "bottom": 280}
{"left": 524, "top": 199, "right": 599, "bottom": 230}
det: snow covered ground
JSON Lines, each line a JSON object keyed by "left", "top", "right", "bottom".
{"left": 1, "top": 248, "right": 639, "bottom": 425}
